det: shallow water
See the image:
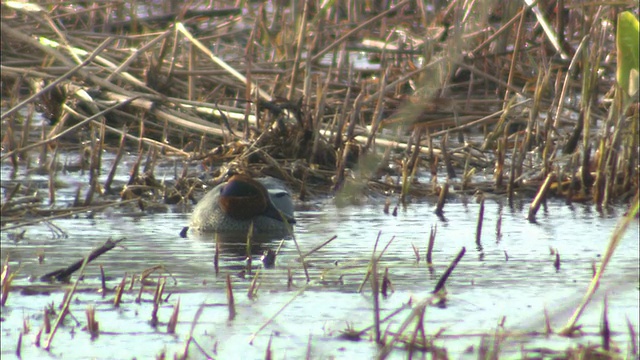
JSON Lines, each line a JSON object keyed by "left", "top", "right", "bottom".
{"left": 0, "top": 129, "right": 638, "bottom": 358}
{"left": 1, "top": 150, "right": 638, "bottom": 359}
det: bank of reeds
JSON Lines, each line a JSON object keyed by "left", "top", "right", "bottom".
{"left": 1, "top": 2, "right": 638, "bottom": 221}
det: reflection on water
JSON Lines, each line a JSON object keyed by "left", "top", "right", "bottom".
{"left": 1, "top": 191, "right": 638, "bottom": 358}
{"left": 1, "top": 150, "right": 639, "bottom": 358}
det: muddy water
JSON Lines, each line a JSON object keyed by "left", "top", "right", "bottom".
{"left": 1, "top": 151, "right": 639, "bottom": 359}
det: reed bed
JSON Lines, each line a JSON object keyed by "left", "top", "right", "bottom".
{"left": 1, "top": 1, "right": 639, "bottom": 358}
{"left": 1, "top": 1, "right": 637, "bottom": 228}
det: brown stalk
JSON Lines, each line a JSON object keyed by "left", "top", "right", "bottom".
{"left": 1, "top": 98, "right": 135, "bottom": 162}
{"left": 528, "top": 173, "right": 554, "bottom": 223}
{"left": 104, "top": 125, "right": 128, "bottom": 193}
{"left": 265, "top": 333, "right": 273, "bottom": 360}
{"left": 357, "top": 232, "right": 396, "bottom": 293}
{"left": 226, "top": 274, "right": 235, "bottom": 321}
{"left": 43, "top": 253, "right": 91, "bottom": 350}
{"left": 246, "top": 222, "right": 254, "bottom": 275}
{"left": 286, "top": 0, "right": 310, "bottom": 101}
{"left": 435, "top": 181, "right": 449, "bottom": 216}
{"left": 150, "top": 276, "right": 166, "bottom": 328}
{"left": 370, "top": 251, "right": 381, "bottom": 345}
{"left": 40, "top": 238, "right": 125, "bottom": 282}
{"left": 309, "top": 0, "right": 411, "bottom": 64}
{"left": 507, "top": 132, "right": 519, "bottom": 207}
{"left": 167, "top": 298, "right": 180, "bottom": 334}
{"left": 99, "top": 265, "right": 107, "bottom": 297}
{"left": 135, "top": 283, "right": 144, "bottom": 304}
{"left": 627, "top": 316, "right": 638, "bottom": 356}
{"left": 113, "top": 274, "right": 126, "bottom": 307}
{"left": 476, "top": 198, "right": 485, "bottom": 246}
{"left": 432, "top": 247, "right": 466, "bottom": 294}
{"left": 301, "top": 235, "right": 338, "bottom": 259}
{"left": 411, "top": 243, "right": 420, "bottom": 264}
{"left": 86, "top": 305, "right": 99, "bottom": 339}
{"left": 426, "top": 224, "right": 437, "bottom": 265}
{"left": 381, "top": 267, "right": 393, "bottom": 297}
{"left": 248, "top": 269, "right": 261, "bottom": 300}
{"left": 214, "top": 235, "right": 220, "bottom": 275}
{"left": 248, "top": 286, "right": 308, "bottom": 344}
{"left": 0, "top": 37, "right": 114, "bottom": 121}
{"left": 16, "top": 331, "right": 22, "bottom": 358}
{"left": 601, "top": 296, "right": 610, "bottom": 351}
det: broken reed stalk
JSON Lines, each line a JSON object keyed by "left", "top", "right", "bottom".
{"left": 426, "top": 224, "right": 437, "bottom": 265}
{"left": 247, "top": 269, "right": 260, "bottom": 299}
{"left": 357, "top": 232, "right": 396, "bottom": 293}
{"left": 265, "top": 333, "right": 274, "bottom": 360}
{"left": 407, "top": 306, "right": 428, "bottom": 354}
{"left": 626, "top": 316, "right": 638, "bottom": 357}
{"left": 113, "top": 274, "right": 126, "bottom": 307}
{"left": 601, "top": 295, "right": 610, "bottom": 351}
{"left": 289, "top": 232, "right": 310, "bottom": 283}
{"left": 40, "top": 238, "right": 125, "bottom": 281}
{"left": 305, "top": 333, "right": 313, "bottom": 360}
{"left": 381, "top": 267, "right": 393, "bottom": 297}
{"left": 1, "top": 259, "right": 19, "bottom": 307}
{"left": 377, "top": 295, "right": 440, "bottom": 358}
{"left": 507, "top": 132, "right": 519, "bottom": 207}
{"left": 86, "top": 305, "right": 99, "bottom": 339}
{"left": 43, "top": 253, "right": 91, "bottom": 350}
{"left": 435, "top": 180, "right": 449, "bottom": 217}
{"left": 411, "top": 243, "right": 420, "bottom": 263}
{"left": 476, "top": 198, "right": 485, "bottom": 246}
{"left": 432, "top": 247, "right": 466, "bottom": 294}
{"left": 151, "top": 276, "right": 166, "bottom": 328}
{"left": 496, "top": 208, "right": 503, "bottom": 241}
{"left": 136, "top": 282, "right": 144, "bottom": 304}
{"left": 182, "top": 303, "right": 206, "bottom": 359}
{"left": 560, "top": 194, "right": 638, "bottom": 335}
{"left": 99, "top": 265, "right": 107, "bottom": 297}
{"left": 43, "top": 307, "right": 51, "bottom": 334}
{"left": 104, "top": 125, "right": 128, "bottom": 193}
{"left": 214, "top": 236, "right": 220, "bottom": 275}
{"left": 248, "top": 286, "right": 308, "bottom": 345}
{"left": 528, "top": 173, "right": 554, "bottom": 223}
{"left": 15, "top": 331, "right": 22, "bottom": 358}
{"left": 370, "top": 244, "right": 381, "bottom": 345}
{"left": 300, "top": 235, "right": 338, "bottom": 259}
{"left": 167, "top": 297, "right": 180, "bottom": 334}
{"left": 246, "top": 223, "right": 253, "bottom": 275}
{"left": 226, "top": 274, "right": 235, "bottom": 321}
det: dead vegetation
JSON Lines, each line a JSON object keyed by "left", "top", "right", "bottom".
{"left": 1, "top": 1, "right": 638, "bottom": 228}
{"left": 1, "top": 1, "right": 639, "bottom": 358}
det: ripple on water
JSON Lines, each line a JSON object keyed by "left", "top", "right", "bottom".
{"left": 1, "top": 196, "right": 638, "bottom": 358}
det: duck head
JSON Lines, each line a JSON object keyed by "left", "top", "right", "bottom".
{"left": 219, "top": 175, "right": 295, "bottom": 224}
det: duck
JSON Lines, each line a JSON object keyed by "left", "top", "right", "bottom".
{"left": 190, "top": 174, "right": 295, "bottom": 233}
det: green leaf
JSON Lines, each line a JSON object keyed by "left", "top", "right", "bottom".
{"left": 616, "top": 11, "right": 640, "bottom": 97}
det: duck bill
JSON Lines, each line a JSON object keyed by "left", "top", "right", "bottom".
{"left": 264, "top": 203, "right": 296, "bottom": 224}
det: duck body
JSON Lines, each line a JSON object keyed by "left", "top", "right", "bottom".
{"left": 190, "top": 175, "right": 295, "bottom": 234}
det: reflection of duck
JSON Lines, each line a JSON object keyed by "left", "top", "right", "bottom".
{"left": 190, "top": 175, "right": 295, "bottom": 233}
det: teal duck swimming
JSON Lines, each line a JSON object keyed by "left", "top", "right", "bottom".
{"left": 190, "top": 174, "right": 295, "bottom": 233}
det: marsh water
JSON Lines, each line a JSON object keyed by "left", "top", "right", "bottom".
{"left": 1, "top": 148, "right": 639, "bottom": 360}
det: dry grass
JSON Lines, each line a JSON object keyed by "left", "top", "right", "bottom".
{"left": 1, "top": 1, "right": 637, "bottom": 231}
{"left": 1, "top": 1, "right": 638, "bottom": 358}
